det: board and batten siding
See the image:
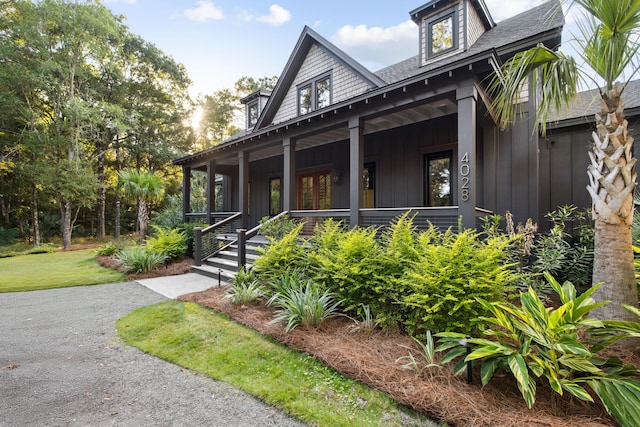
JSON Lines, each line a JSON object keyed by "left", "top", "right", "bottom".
{"left": 271, "top": 44, "right": 376, "bottom": 125}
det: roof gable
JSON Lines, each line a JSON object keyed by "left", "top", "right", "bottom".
{"left": 255, "top": 26, "right": 386, "bottom": 129}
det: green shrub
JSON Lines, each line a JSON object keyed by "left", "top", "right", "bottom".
{"left": 267, "top": 278, "right": 342, "bottom": 332}
{"left": 309, "top": 225, "right": 384, "bottom": 317}
{"left": 175, "top": 221, "right": 206, "bottom": 258}
{"left": 96, "top": 242, "right": 122, "bottom": 256}
{"left": 259, "top": 214, "right": 300, "bottom": 241}
{"left": 253, "top": 222, "right": 306, "bottom": 281}
{"left": 483, "top": 205, "right": 594, "bottom": 299}
{"left": 398, "top": 228, "right": 518, "bottom": 336}
{"left": 0, "top": 227, "right": 18, "bottom": 246}
{"left": 145, "top": 226, "right": 187, "bottom": 261}
{"left": 437, "top": 273, "right": 640, "bottom": 427}
{"left": 116, "top": 246, "right": 166, "bottom": 273}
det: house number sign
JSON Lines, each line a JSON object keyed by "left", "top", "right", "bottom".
{"left": 460, "top": 152, "right": 470, "bottom": 202}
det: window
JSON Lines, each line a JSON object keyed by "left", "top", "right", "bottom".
{"left": 363, "top": 162, "right": 375, "bottom": 208}
{"left": 247, "top": 101, "right": 259, "bottom": 127}
{"left": 426, "top": 9, "right": 457, "bottom": 58}
{"left": 299, "top": 85, "right": 312, "bottom": 115}
{"left": 297, "top": 73, "right": 332, "bottom": 115}
{"left": 269, "top": 177, "right": 281, "bottom": 216}
{"left": 426, "top": 152, "right": 453, "bottom": 206}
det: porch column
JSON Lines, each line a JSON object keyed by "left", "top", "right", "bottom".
{"left": 206, "top": 159, "right": 216, "bottom": 224}
{"left": 349, "top": 117, "right": 364, "bottom": 228}
{"left": 182, "top": 165, "right": 191, "bottom": 223}
{"left": 457, "top": 84, "right": 477, "bottom": 230}
{"left": 238, "top": 150, "right": 249, "bottom": 228}
{"left": 283, "top": 137, "right": 296, "bottom": 212}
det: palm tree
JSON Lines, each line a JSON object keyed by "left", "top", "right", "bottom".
{"left": 119, "top": 169, "right": 164, "bottom": 242}
{"left": 489, "top": 0, "right": 640, "bottom": 324}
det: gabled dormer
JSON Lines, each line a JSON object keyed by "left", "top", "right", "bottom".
{"left": 241, "top": 89, "right": 271, "bottom": 130}
{"left": 411, "top": 0, "right": 494, "bottom": 67}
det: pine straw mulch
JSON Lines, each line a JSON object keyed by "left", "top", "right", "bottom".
{"left": 96, "top": 255, "right": 194, "bottom": 280}
{"left": 178, "top": 286, "right": 632, "bottom": 427}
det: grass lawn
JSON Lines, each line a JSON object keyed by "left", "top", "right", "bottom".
{"left": 118, "top": 301, "right": 433, "bottom": 427}
{"left": 0, "top": 249, "right": 125, "bottom": 292}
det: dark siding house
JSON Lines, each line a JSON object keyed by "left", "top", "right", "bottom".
{"left": 174, "top": 0, "right": 639, "bottom": 245}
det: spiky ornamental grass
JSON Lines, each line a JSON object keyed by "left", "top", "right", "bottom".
{"left": 268, "top": 279, "right": 343, "bottom": 332}
{"left": 116, "top": 246, "right": 166, "bottom": 273}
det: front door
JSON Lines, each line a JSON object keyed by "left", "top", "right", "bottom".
{"left": 298, "top": 171, "right": 331, "bottom": 232}
{"left": 298, "top": 171, "right": 331, "bottom": 210}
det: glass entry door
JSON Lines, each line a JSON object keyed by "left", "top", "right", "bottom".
{"left": 298, "top": 171, "right": 331, "bottom": 210}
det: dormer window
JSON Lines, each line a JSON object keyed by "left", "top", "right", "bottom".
{"left": 247, "top": 101, "right": 259, "bottom": 128}
{"left": 427, "top": 9, "right": 457, "bottom": 58}
{"left": 240, "top": 89, "right": 271, "bottom": 130}
{"left": 298, "top": 72, "right": 332, "bottom": 115}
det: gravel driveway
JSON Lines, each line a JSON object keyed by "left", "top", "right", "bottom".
{"left": 0, "top": 282, "right": 306, "bottom": 426}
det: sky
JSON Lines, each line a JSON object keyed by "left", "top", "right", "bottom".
{"left": 101, "top": 0, "right": 581, "bottom": 99}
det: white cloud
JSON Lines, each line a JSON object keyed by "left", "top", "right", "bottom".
{"left": 484, "top": 0, "right": 539, "bottom": 21}
{"left": 332, "top": 20, "right": 418, "bottom": 69}
{"left": 184, "top": 1, "right": 224, "bottom": 23}
{"left": 103, "top": 0, "right": 137, "bottom": 3}
{"left": 256, "top": 4, "right": 291, "bottom": 26}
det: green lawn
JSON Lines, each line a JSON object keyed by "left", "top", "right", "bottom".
{"left": 0, "top": 249, "right": 125, "bottom": 292}
{"left": 118, "top": 301, "right": 434, "bottom": 427}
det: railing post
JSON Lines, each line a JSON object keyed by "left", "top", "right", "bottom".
{"left": 194, "top": 227, "right": 202, "bottom": 266}
{"left": 237, "top": 228, "right": 247, "bottom": 269}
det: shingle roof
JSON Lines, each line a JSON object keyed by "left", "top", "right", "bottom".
{"left": 550, "top": 80, "right": 640, "bottom": 123}
{"left": 375, "top": 0, "right": 563, "bottom": 84}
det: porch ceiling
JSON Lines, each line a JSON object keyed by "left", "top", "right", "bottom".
{"left": 214, "top": 96, "right": 459, "bottom": 167}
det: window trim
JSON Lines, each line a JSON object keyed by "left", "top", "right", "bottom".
{"left": 425, "top": 8, "right": 458, "bottom": 59}
{"left": 297, "top": 72, "right": 333, "bottom": 116}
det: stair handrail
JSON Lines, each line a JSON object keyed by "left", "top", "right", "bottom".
{"left": 194, "top": 212, "right": 242, "bottom": 266}
{"left": 237, "top": 211, "right": 290, "bottom": 269}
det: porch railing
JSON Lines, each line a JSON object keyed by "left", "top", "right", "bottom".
{"left": 193, "top": 212, "right": 242, "bottom": 266}
{"left": 236, "top": 210, "right": 290, "bottom": 267}
{"left": 361, "top": 206, "right": 460, "bottom": 231}
{"left": 186, "top": 212, "right": 240, "bottom": 225}
{"left": 290, "top": 209, "right": 350, "bottom": 233}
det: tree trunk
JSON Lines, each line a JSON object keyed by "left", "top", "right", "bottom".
{"left": 114, "top": 135, "right": 121, "bottom": 240}
{"left": 31, "top": 185, "right": 40, "bottom": 246}
{"left": 96, "top": 148, "right": 106, "bottom": 238}
{"left": 60, "top": 199, "right": 73, "bottom": 249}
{"left": 114, "top": 195, "right": 121, "bottom": 240}
{"left": 0, "top": 196, "right": 10, "bottom": 226}
{"left": 138, "top": 198, "right": 148, "bottom": 243}
{"left": 588, "top": 84, "right": 639, "bottom": 329}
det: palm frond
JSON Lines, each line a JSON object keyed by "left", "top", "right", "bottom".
{"left": 488, "top": 45, "right": 580, "bottom": 135}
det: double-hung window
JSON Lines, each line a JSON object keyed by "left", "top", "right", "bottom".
{"left": 298, "top": 73, "right": 332, "bottom": 115}
{"left": 247, "top": 101, "right": 259, "bottom": 128}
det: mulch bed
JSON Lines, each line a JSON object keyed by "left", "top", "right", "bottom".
{"left": 179, "top": 287, "right": 620, "bottom": 427}
{"left": 96, "top": 255, "right": 194, "bottom": 280}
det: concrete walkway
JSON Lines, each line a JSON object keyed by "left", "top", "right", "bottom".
{"left": 136, "top": 272, "right": 218, "bottom": 299}
{"left": 0, "top": 280, "right": 306, "bottom": 427}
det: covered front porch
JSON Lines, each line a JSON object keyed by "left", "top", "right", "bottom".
{"left": 176, "top": 78, "right": 505, "bottom": 237}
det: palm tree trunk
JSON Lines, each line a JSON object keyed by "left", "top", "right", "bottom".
{"left": 589, "top": 84, "right": 639, "bottom": 326}
{"left": 138, "top": 198, "right": 148, "bottom": 243}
